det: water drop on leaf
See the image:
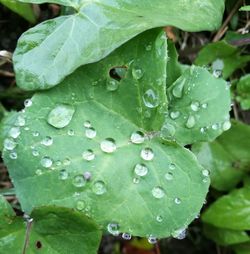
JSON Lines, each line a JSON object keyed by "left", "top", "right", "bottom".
{"left": 76, "top": 200, "right": 85, "bottom": 211}
{"left": 148, "top": 235, "right": 157, "bottom": 244}
{"left": 134, "top": 163, "right": 148, "bottom": 176}
{"left": 141, "top": 148, "right": 154, "bottom": 161}
{"left": 4, "top": 138, "right": 17, "bottom": 151}
{"left": 106, "top": 80, "right": 119, "bottom": 91}
{"left": 107, "top": 223, "right": 120, "bottom": 236}
{"left": 40, "top": 156, "right": 53, "bottom": 168}
{"left": 142, "top": 89, "right": 159, "bottom": 108}
{"left": 152, "top": 186, "right": 165, "bottom": 199}
{"left": 9, "top": 152, "right": 17, "bottom": 160}
{"left": 41, "top": 136, "right": 53, "bottom": 146}
{"left": 73, "top": 175, "right": 86, "bottom": 187}
{"left": 186, "top": 115, "right": 196, "bottom": 129}
{"left": 24, "top": 99, "right": 32, "bottom": 108}
{"left": 132, "top": 68, "right": 144, "bottom": 80}
{"left": 172, "top": 78, "right": 185, "bottom": 98}
{"left": 170, "top": 111, "right": 180, "bottom": 119}
{"left": 222, "top": 120, "right": 231, "bottom": 131}
{"left": 82, "top": 149, "right": 95, "bottom": 161}
{"left": 85, "top": 127, "right": 96, "bottom": 139}
{"left": 165, "top": 172, "right": 173, "bottom": 181}
{"left": 9, "top": 127, "right": 20, "bottom": 139}
{"left": 122, "top": 233, "right": 132, "bottom": 240}
{"left": 130, "top": 131, "right": 145, "bottom": 144}
{"left": 92, "top": 181, "right": 106, "bottom": 195}
{"left": 59, "top": 169, "right": 68, "bottom": 180}
{"left": 100, "top": 138, "right": 116, "bottom": 153}
{"left": 190, "top": 101, "right": 200, "bottom": 112}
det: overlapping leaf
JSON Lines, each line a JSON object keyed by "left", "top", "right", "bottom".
{"left": 14, "top": 0, "right": 225, "bottom": 90}
{"left": 236, "top": 74, "right": 250, "bottom": 110}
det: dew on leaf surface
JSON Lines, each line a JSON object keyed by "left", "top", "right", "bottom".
{"left": 32, "top": 131, "right": 40, "bottom": 137}
{"left": 122, "top": 233, "right": 132, "bottom": 240}
{"left": 161, "top": 123, "right": 176, "bottom": 138}
{"left": 169, "top": 163, "right": 176, "bottom": 170}
{"left": 134, "top": 163, "right": 148, "bottom": 176}
{"left": 82, "top": 149, "right": 95, "bottom": 161}
{"left": 132, "top": 68, "right": 144, "bottom": 80}
{"left": 106, "top": 79, "right": 119, "bottom": 91}
{"left": 202, "top": 169, "right": 210, "bottom": 177}
{"left": 24, "top": 99, "right": 32, "bottom": 108}
{"left": 222, "top": 120, "right": 231, "bottom": 131}
{"left": 84, "top": 121, "right": 91, "bottom": 128}
{"left": 59, "top": 169, "right": 68, "bottom": 180}
{"left": 201, "top": 103, "right": 208, "bottom": 109}
{"left": 133, "top": 177, "right": 140, "bottom": 184}
{"left": 67, "top": 129, "right": 75, "bottom": 136}
{"left": 148, "top": 235, "right": 157, "bottom": 244}
{"left": 170, "top": 111, "right": 180, "bottom": 119}
{"left": 85, "top": 127, "right": 96, "bottom": 139}
{"left": 156, "top": 215, "right": 163, "bottom": 222}
{"left": 41, "top": 136, "right": 53, "bottom": 146}
{"left": 9, "top": 127, "right": 20, "bottom": 139}
{"left": 76, "top": 200, "right": 85, "bottom": 211}
{"left": 165, "top": 172, "right": 173, "bottom": 181}
{"left": 141, "top": 148, "right": 154, "bottom": 161}
{"left": 142, "top": 89, "right": 160, "bottom": 108}
{"left": 4, "top": 138, "right": 17, "bottom": 151}
{"left": 152, "top": 186, "right": 165, "bottom": 199}
{"left": 83, "top": 171, "right": 92, "bottom": 181}
{"left": 107, "top": 223, "right": 120, "bottom": 236}
{"left": 9, "top": 152, "right": 17, "bottom": 160}
{"left": 100, "top": 138, "right": 116, "bottom": 153}
{"left": 190, "top": 101, "right": 200, "bottom": 112}
{"left": 186, "top": 115, "right": 196, "bottom": 129}
{"left": 172, "top": 228, "right": 187, "bottom": 240}
{"left": 40, "top": 156, "right": 53, "bottom": 168}
{"left": 130, "top": 131, "right": 145, "bottom": 144}
{"left": 73, "top": 175, "right": 86, "bottom": 187}
{"left": 15, "top": 115, "right": 25, "bottom": 127}
{"left": 92, "top": 181, "right": 106, "bottom": 195}
{"left": 172, "top": 78, "right": 185, "bottom": 98}
{"left": 174, "top": 197, "right": 181, "bottom": 205}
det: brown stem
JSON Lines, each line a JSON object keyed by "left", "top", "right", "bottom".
{"left": 155, "top": 242, "right": 161, "bottom": 254}
{"left": 22, "top": 218, "right": 33, "bottom": 254}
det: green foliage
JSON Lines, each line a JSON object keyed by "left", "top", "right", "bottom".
{"left": 236, "top": 74, "right": 250, "bottom": 110}
{"left": 0, "top": 195, "right": 101, "bottom": 253}
{"left": 239, "top": 5, "right": 250, "bottom": 11}
{"left": 13, "top": 0, "right": 225, "bottom": 90}
{"left": 193, "top": 121, "right": 250, "bottom": 191}
{"left": 0, "top": 0, "right": 36, "bottom": 23}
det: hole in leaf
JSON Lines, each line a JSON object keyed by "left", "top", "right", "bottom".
{"left": 109, "top": 66, "right": 127, "bottom": 81}
{"left": 36, "top": 241, "right": 42, "bottom": 249}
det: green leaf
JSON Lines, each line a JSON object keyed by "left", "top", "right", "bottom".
{"left": 4, "top": 30, "right": 209, "bottom": 238}
{"left": 203, "top": 224, "right": 250, "bottom": 246}
{"left": 0, "top": 195, "right": 102, "bottom": 254}
{"left": 164, "top": 66, "right": 231, "bottom": 145}
{"left": 193, "top": 121, "right": 250, "bottom": 191}
{"left": 236, "top": 74, "right": 250, "bottom": 110}
{"left": 202, "top": 186, "right": 250, "bottom": 230}
{"left": 13, "top": 0, "right": 225, "bottom": 90}
{"left": 195, "top": 41, "right": 250, "bottom": 79}
{"left": 239, "top": 5, "right": 250, "bottom": 11}
{"left": 0, "top": 0, "right": 36, "bottom": 23}
{"left": 233, "top": 243, "right": 250, "bottom": 254}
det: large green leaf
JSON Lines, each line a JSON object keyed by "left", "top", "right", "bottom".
{"left": 14, "top": 0, "right": 225, "bottom": 90}
{"left": 236, "top": 74, "right": 250, "bottom": 110}
{"left": 0, "top": 196, "right": 101, "bottom": 254}
{"left": 193, "top": 121, "right": 250, "bottom": 191}
{"left": 233, "top": 243, "right": 250, "bottom": 254}
{"left": 4, "top": 30, "right": 209, "bottom": 238}
{"left": 0, "top": 0, "right": 36, "bottom": 23}
{"left": 202, "top": 187, "right": 250, "bottom": 230}
{"left": 163, "top": 66, "right": 231, "bottom": 145}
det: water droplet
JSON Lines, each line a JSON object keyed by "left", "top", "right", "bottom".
{"left": 24, "top": 127, "right": 29, "bottom": 131}
{"left": 134, "top": 163, "right": 148, "bottom": 176}
{"left": 152, "top": 186, "right": 165, "bottom": 199}
{"left": 161, "top": 123, "right": 176, "bottom": 139}
{"left": 32, "top": 149, "right": 39, "bottom": 157}
{"left": 202, "top": 169, "right": 210, "bottom": 177}
{"left": 130, "top": 131, "right": 145, "bottom": 144}
{"left": 186, "top": 115, "right": 196, "bottom": 129}
{"left": 35, "top": 169, "right": 42, "bottom": 175}
{"left": 100, "top": 138, "right": 116, "bottom": 153}
{"left": 4, "top": 138, "right": 17, "bottom": 151}
{"left": 141, "top": 148, "right": 154, "bottom": 161}
{"left": 15, "top": 115, "right": 25, "bottom": 127}
{"left": 84, "top": 121, "right": 91, "bottom": 128}
{"left": 190, "top": 101, "right": 200, "bottom": 112}
{"left": 148, "top": 235, "right": 157, "bottom": 244}
{"left": 201, "top": 103, "right": 208, "bottom": 109}
{"left": 200, "top": 127, "right": 206, "bottom": 133}
{"left": 59, "top": 169, "right": 68, "bottom": 180}
{"left": 24, "top": 99, "right": 32, "bottom": 108}
{"left": 172, "top": 228, "right": 187, "bottom": 240}
{"left": 145, "top": 44, "right": 152, "bottom": 51}
{"left": 82, "top": 149, "right": 95, "bottom": 161}
{"left": 76, "top": 200, "right": 85, "bottom": 211}
{"left": 172, "top": 78, "right": 185, "bottom": 98}
{"left": 213, "top": 70, "right": 222, "bottom": 78}
{"left": 83, "top": 171, "right": 92, "bottom": 181}
{"left": 41, "top": 136, "right": 53, "bottom": 146}
{"left": 47, "top": 104, "right": 75, "bottom": 129}
{"left": 73, "top": 175, "right": 86, "bottom": 187}
{"left": 212, "top": 123, "right": 219, "bottom": 130}
{"left": 122, "top": 233, "right": 132, "bottom": 240}
{"left": 133, "top": 177, "right": 140, "bottom": 184}
{"left": 9, "top": 127, "right": 20, "bottom": 139}
{"left": 9, "top": 152, "right": 17, "bottom": 160}
{"left": 170, "top": 111, "right": 180, "bottom": 119}
{"left": 106, "top": 80, "right": 119, "bottom": 91}
{"left": 92, "top": 181, "right": 106, "bottom": 195}
{"left": 222, "top": 120, "right": 231, "bottom": 131}
{"left": 132, "top": 68, "right": 144, "bottom": 80}
{"left": 107, "top": 222, "right": 120, "bottom": 236}
{"left": 67, "top": 129, "right": 75, "bottom": 136}
{"left": 63, "top": 158, "right": 71, "bottom": 166}
{"left": 165, "top": 172, "right": 173, "bottom": 181}
{"left": 142, "top": 89, "right": 159, "bottom": 108}
{"left": 40, "top": 156, "right": 53, "bottom": 168}
{"left": 169, "top": 163, "right": 176, "bottom": 170}
{"left": 174, "top": 197, "right": 181, "bottom": 204}
{"left": 212, "top": 59, "right": 224, "bottom": 72}
{"left": 32, "top": 131, "right": 39, "bottom": 137}
{"left": 85, "top": 127, "right": 96, "bottom": 139}
{"left": 156, "top": 215, "right": 163, "bottom": 222}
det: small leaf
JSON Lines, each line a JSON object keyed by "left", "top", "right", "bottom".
{"left": 164, "top": 66, "right": 231, "bottom": 145}
{"left": 13, "top": 0, "right": 225, "bottom": 90}
{"left": 236, "top": 74, "right": 250, "bottom": 110}
{"left": 193, "top": 121, "right": 250, "bottom": 191}
{"left": 202, "top": 186, "right": 250, "bottom": 230}
{"left": 239, "top": 5, "right": 250, "bottom": 11}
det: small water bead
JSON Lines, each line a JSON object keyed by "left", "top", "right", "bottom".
{"left": 172, "top": 228, "right": 187, "bottom": 240}
{"left": 152, "top": 186, "right": 165, "bottom": 199}
{"left": 63, "top": 158, "right": 71, "bottom": 166}
{"left": 9, "top": 127, "right": 20, "bottom": 139}
{"left": 106, "top": 79, "right": 119, "bottom": 91}
{"left": 174, "top": 197, "right": 181, "bottom": 205}
{"left": 132, "top": 68, "right": 144, "bottom": 80}
{"left": 24, "top": 99, "right": 32, "bottom": 107}
{"left": 100, "top": 138, "right": 116, "bottom": 153}
{"left": 76, "top": 200, "right": 85, "bottom": 211}
{"left": 133, "top": 177, "right": 140, "bottom": 184}
{"left": 55, "top": 160, "right": 62, "bottom": 166}
{"left": 148, "top": 235, "right": 157, "bottom": 244}
{"left": 134, "top": 163, "right": 148, "bottom": 177}
{"left": 32, "top": 149, "right": 39, "bottom": 157}
{"left": 122, "top": 233, "right": 132, "bottom": 240}
{"left": 201, "top": 103, "right": 208, "bottom": 109}
{"left": 222, "top": 120, "right": 231, "bottom": 131}
{"left": 172, "top": 78, "right": 186, "bottom": 98}
{"left": 190, "top": 101, "right": 200, "bottom": 112}
{"left": 142, "top": 89, "right": 160, "bottom": 108}
{"left": 186, "top": 115, "right": 196, "bottom": 129}
{"left": 47, "top": 104, "right": 75, "bottom": 129}
{"left": 200, "top": 127, "right": 206, "bottom": 133}
{"left": 83, "top": 171, "right": 92, "bottom": 181}
{"left": 84, "top": 121, "right": 91, "bottom": 128}
{"left": 202, "top": 169, "right": 210, "bottom": 177}
{"left": 130, "top": 131, "right": 145, "bottom": 144}
{"left": 32, "top": 131, "right": 40, "bottom": 137}
{"left": 82, "top": 149, "right": 95, "bottom": 161}
{"left": 35, "top": 169, "right": 42, "bottom": 175}
{"left": 169, "top": 163, "right": 176, "bottom": 170}
{"left": 92, "top": 181, "right": 106, "bottom": 195}
{"left": 4, "top": 138, "right": 17, "bottom": 151}
{"left": 165, "top": 172, "right": 173, "bottom": 181}
{"left": 145, "top": 44, "right": 152, "bottom": 51}
{"left": 85, "top": 127, "right": 96, "bottom": 139}
{"left": 15, "top": 115, "right": 25, "bottom": 127}
{"left": 73, "top": 175, "right": 86, "bottom": 187}
{"left": 161, "top": 123, "right": 176, "bottom": 138}
{"left": 24, "top": 127, "right": 29, "bottom": 131}
{"left": 59, "top": 169, "right": 68, "bottom": 180}
{"left": 41, "top": 136, "right": 53, "bottom": 146}
{"left": 9, "top": 152, "right": 17, "bottom": 160}
{"left": 67, "top": 129, "right": 75, "bottom": 136}
{"left": 40, "top": 156, "right": 53, "bottom": 168}
{"left": 212, "top": 123, "right": 219, "bottom": 130}
{"left": 213, "top": 69, "right": 222, "bottom": 78}
{"left": 170, "top": 111, "right": 180, "bottom": 119}
{"left": 107, "top": 223, "right": 120, "bottom": 236}
{"left": 156, "top": 215, "right": 163, "bottom": 222}
{"left": 141, "top": 148, "right": 154, "bottom": 161}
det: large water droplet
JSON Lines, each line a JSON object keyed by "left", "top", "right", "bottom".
{"left": 130, "top": 131, "right": 145, "bottom": 144}
{"left": 59, "top": 169, "right": 68, "bottom": 180}
{"left": 40, "top": 156, "right": 53, "bottom": 168}
{"left": 161, "top": 123, "right": 176, "bottom": 139}
{"left": 106, "top": 80, "right": 119, "bottom": 91}
{"left": 132, "top": 68, "right": 144, "bottom": 80}
{"left": 122, "top": 233, "right": 132, "bottom": 240}
{"left": 73, "top": 175, "right": 86, "bottom": 187}
{"left": 4, "top": 138, "right": 17, "bottom": 151}
{"left": 172, "top": 78, "right": 185, "bottom": 98}
{"left": 85, "top": 127, "right": 96, "bottom": 139}
{"left": 170, "top": 111, "right": 180, "bottom": 120}
{"left": 186, "top": 115, "right": 196, "bottom": 129}
{"left": 107, "top": 222, "right": 120, "bottom": 236}
{"left": 142, "top": 89, "right": 159, "bottom": 108}
{"left": 141, "top": 148, "right": 154, "bottom": 161}
{"left": 222, "top": 120, "right": 231, "bottom": 131}
{"left": 82, "top": 149, "right": 95, "bottom": 161}
{"left": 152, "top": 186, "right": 165, "bottom": 199}
{"left": 134, "top": 163, "right": 148, "bottom": 176}
{"left": 9, "top": 127, "right": 20, "bottom": 139}
{"left": 41, "top": 136, "right": 53, "bottom": 146}
{"left": 100, "top": 138, "right": 116, "bottom": 153}
{"left": 24, "top": 99, "right": 32, "bottom": 108}
{"left": 92, "top": 181, "right": 106, "bottom": 195}
{"left": 190, "top": 101, "right": 200, "bottom": 112}
{"left": 47, "top": 104, "right": 75, "bottom": 129}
